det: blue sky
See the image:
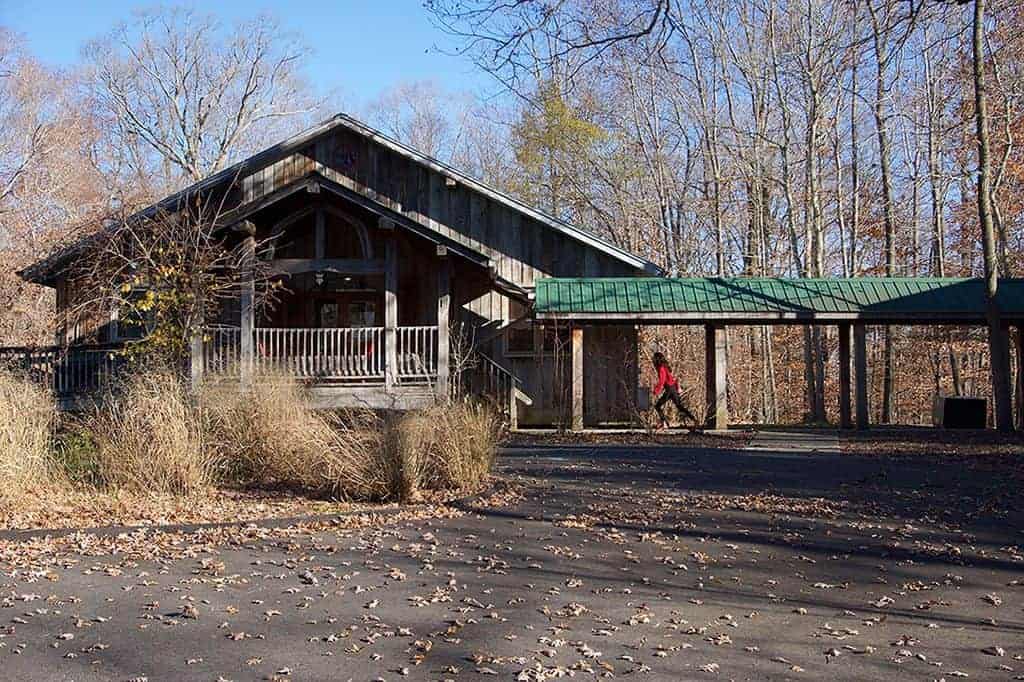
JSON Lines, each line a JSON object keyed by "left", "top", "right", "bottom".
{"left": 0, "top": 0, "right": 493, "bottom": 107}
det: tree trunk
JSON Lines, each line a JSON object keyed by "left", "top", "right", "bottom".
{"left": 870, "top": 3, "right": 897, "bottom": 424}
{"left": 972, "top": 0, "right": 1013, "bottom": 431}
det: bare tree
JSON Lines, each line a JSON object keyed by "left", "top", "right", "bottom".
{"left": 83, "top": 7, "right": 318, "bottom": 192}
{"left": 0, "top": 30, "right": 109, "bottom": 344}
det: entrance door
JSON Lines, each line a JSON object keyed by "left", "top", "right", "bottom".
{"left": 315, "top": 296, "right": 378, "bottom": 328}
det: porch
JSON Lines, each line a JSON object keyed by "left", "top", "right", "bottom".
{"left": 197, "top": 325, "right": 445, "bottom": 409}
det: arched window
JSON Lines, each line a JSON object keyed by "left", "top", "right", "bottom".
{"left": 323, "top": 207, "right": 372, "bottom": 259}
{"left": 266, "top": 206, "right": 372, "bottom": 261}
{"left": 267, "top": 208, "right": 316, "bottom": 259}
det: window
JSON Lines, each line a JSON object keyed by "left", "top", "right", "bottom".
{"left": 505, "top": 300, "right": 566, "bottom": 356}
{"left": 348, "top": 301, "right": 377, "bottom": 327}
{"left": 112, "top": 290, "right": 154, "bottom": 341}
{"left": 270, "top": 212, "right": 315, "bottom": 259}
{"left": 324, "top": 210, "right": 369, "bottom": 259}
{"left": 505, "top": 300, "right": 535, "bottom": 355}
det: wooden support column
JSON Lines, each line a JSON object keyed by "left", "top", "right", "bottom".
{"left": 705, "top": 324, "right": 728, "bottom": 431}
{"left": 314, "top": 206, "right": 326, "bottom": 260}
{"left": 509, "top": 382, "right": 519, "bottom": 431}
{"left": 571, "top": 326, "right": 584, "bottom": 431}
{"left": 238, "top": 224, "right": 256, "bottom": 389}
{"left": 190, "top": 293, "right": 205, "bottom": 392}
{"left": 854, "top": 323, "right": 869, "bottom": 430}
{"left": 990, "top": 318, "right": 1014, "bottom": 432}
{"left": 838, "top": 323, "right": 852, "bottom": 429}
{"left": 436, "top": 246, "right": 451, "bottom": 400}
{"left": 1016, "top": 325, "right": 1024, "bottom": 431}
{"left": 384, "top": 230, "right": 398, "bottom": 389}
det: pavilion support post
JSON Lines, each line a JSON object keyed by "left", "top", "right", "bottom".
{"left": 571, "top": 326, "right": 584, "bottom": 432}
{"left": 238, "top": 228, "right": 256, "bottom": 390}
{"left": 436, "top": 249, "right": 451, "bottom": 401}
{"left": 838, "top": 323, "right": 852, "bottom": 429}
{"left": 384, "top": 232, "right": 398, "bottom": 390}
{"left": 990, "top": 318, "right": 1014, "bottom": 432}
{"left": 705, "top": 324, "right": 728, "bottom": 431}
{"left": 1016, "top": 325, "right": 1024, "bottom": 430}
{"left": 854, "top": 323, "right": 869, "bottom": 430}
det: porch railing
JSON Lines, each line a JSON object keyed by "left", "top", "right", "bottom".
{"left": 396, "top": 326, "right": 438, "bottom": 380}
{"left": 255, "top": 327, "right": 385, "bottom": 380}
{"left": 202, "top": 327, "right": 242, "bottom": 376}
{"left": 0, "top": 344, "right": 125, "bottom": 397}
{"left": 200, "top": 326, "right": 439, "bottom": 382}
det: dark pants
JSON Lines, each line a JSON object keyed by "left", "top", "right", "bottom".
{"left": 655, "top": 384, "right": 696, "bottom": 426}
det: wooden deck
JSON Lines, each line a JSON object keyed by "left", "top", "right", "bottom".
{"left": 307, "top": 383, "right": 437, "bottom": 410}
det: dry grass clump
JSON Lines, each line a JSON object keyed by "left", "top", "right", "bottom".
{"left": 201, "top": 375, "right": 392, "bottom": 500}
{"left": 0, "top": 371, "right": 57, "bottom": 500}
{"left": 388, "top": 401, "right": 499, "bottom": 500}
{"left": 88, "top": 371, "right": 212, "bottom": 496}
{"left": 202, "top": 374, "right": 499, "bottom": 502}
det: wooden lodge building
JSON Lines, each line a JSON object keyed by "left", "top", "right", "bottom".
{"left": 11, "top": 114, "right": 1024, "bottom": 431}
{"left": 14, "top": 114, "right": 660, "bottom": 427}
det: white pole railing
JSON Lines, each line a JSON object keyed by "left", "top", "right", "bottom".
{"left": 253, "top": 327, "right": 385, "bottom": 380}
{"left": 395, "top": 326, "right": 438, "bottom": 380}
{"left": 198, "top": 326, "right": 439, "bottom": 383}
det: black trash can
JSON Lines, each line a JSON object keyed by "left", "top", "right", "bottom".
{"left": 933, "top": 396, "right": 987, "bottom": 429}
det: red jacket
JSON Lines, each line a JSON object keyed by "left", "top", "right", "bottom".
{"left": 654, "top": 365, "right": 677, "bottom": 395}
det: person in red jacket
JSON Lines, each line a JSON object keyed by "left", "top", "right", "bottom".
{"left": 652, "top": 351, "right": 698, "bottom": 430}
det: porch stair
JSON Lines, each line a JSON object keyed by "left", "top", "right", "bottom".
{"left": 458, "top": 351, "right": 531, "bottom": 428}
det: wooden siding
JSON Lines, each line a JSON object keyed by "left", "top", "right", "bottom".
{"left": 239, "top": 130, "right": 639, "bottom": 288}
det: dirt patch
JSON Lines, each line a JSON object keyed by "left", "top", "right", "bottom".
{"left": 0, "top": 484, "right": 474, "bottom": 534}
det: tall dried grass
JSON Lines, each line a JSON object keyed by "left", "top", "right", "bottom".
{"left": 201, "top": 375, "right": 392, "bottom": 500}
{"left": 0, "top": 371, "right": 56, "bottom": 500}
{"left": 388, "top": 401, "right": 499, "bottom": 499}
{"left": 88, "top": 371, "right": 213, "bottom": 496}
{"left": 201, "top": 374, "right": 499, "bottom": 502}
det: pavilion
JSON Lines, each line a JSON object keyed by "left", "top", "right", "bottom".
{"left": 533, "top": 277, "right": 1024, "bottom": 431}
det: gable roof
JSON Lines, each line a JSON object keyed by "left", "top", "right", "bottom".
{"left": 20, "top": 113, "right": 661, "bottom": 285}
{"left": 534, "top": 277, "right": 1024, "bottom": 324}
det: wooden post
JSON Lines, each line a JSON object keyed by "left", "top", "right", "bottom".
{"left": 509, "top": 382, "right": 519, "bottom": 431}
{"left": 239, "top": 227, "right": 256, "bottom": 389}
{"left": 854, "top": 323, "right": 869, "bottom": 430}
{"left": 314, "top": 207, "right": 326, "bottom": 260}
{"left": 571, "top": 326, "right": 584, "bottom": 431}
{"left": 189, "top": 289, "right": 205, "bottom": 392}
{"left": 990, "top": 319, "right": 1014, "bottom": 431}
{"left": 384, "top": 232, "right": 398, "bottom": 390}
{"left": 190, "top": 325, "right": 204, "bottom": 393}
{"left": 838, "top": 323, "right": 852, "bottom": 429}
{"left": 705, "top": 325, "right": 716, "bottom": 425}
{"left": 436, "top": 248, "right": 451, "bottom": 401}
{"left": 1016, "top": 325, "right": 1024, "bottom": 431}
{"left": 705, "top": 324, "right": 728, "bottom": 430}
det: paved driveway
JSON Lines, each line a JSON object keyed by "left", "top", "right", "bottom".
{"left": 2, "top": 441, "right": 1022, "bottom": 680}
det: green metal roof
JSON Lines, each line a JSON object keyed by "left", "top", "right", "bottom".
{"left": 533, "top": 277, "right": 1024, "bottom": 323}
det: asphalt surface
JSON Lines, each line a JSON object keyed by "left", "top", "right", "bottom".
{"left": 1, "top": 441, "right": 1022, "bottom": 681}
